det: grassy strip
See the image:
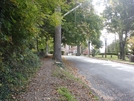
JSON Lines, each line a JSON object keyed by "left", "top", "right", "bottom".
{"left": 95, "top": 55, "right": 119, "bottom": 60}
{"left": 52, "top": 59, "right": 99, "bottom": 101}
{"left": 94, "top": 55, "right": 134, "bottom": 65}
{"left": 52, "top": 64, "right": 78, "bottom": 101}
{"left": 52, "top": 62, "right": 80, "bottom": 81}
{"left": 58, "top": 87, "right": 77, "bottom": 101}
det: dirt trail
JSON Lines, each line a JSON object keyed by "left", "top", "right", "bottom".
{"left": 18, "top": 58, "right": 59, "bottom": 101}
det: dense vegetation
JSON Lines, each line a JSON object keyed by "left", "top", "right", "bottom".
{"left": 0, "top": 0, "right": 43, "bottom": 99}
{"left": 0, "top": 0, "right": 103, "bottom": 100}
{"left": 62, "top": 1, "right": 103, "bottom": 56}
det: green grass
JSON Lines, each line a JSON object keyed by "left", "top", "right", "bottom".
{"left": 52, "top": 66, "right": 79, "bottom": 81}
{"left": 57, "top": 87, "right": 77, "bottom": 101}
{"left": 53, "top": 60, "right": 100, "bottom": 101}
{"left": 95, "top": 54, "right": 130, "bottom": 61}
{"left": 95, "top": 55, "right": 118, "bottom": 60}
{"left": 94, "top": 55, "right": 134, "bottom": 65}
{"left": 52, "top": 66, "right": 78, "bottom": 101}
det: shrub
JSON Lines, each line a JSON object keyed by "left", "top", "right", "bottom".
{"left": 61, "top": 51, "right": 64, "bottom": 55}
{"left": 0, "top": 49, "right": 40, "bottom": 100}
{"left": 50, "top": 51, "right": 53, "bottom": 54}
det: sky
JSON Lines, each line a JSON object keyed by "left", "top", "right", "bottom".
{"left": 92, "top": 0, "right": 105, "bottom": 14}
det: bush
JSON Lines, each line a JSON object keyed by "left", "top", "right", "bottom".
{"left": 61, "top": 51, "right": 64, "bottom": 55}
{"left": 0, "top": 49, "right": 40, "bottom": 100}
{"left": 50, "top": 51, "right": 53, "bottom": 54}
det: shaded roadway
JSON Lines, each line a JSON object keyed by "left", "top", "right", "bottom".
{"left": 64, "top": 56, "right": 134, "bottom": 101}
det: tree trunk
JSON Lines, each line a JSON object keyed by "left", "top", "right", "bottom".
{"left": 88, "top": 41, "right": 90, "bottom": 57}
{"left": 81, "top": 46, "right": 84, "bottom": 55}
{"left": 119, "top": 34, "right": 123, "bottom": 59}
{"left": 53, "top": 7, "right": 62, "bottom": 62}
{"left": 122, "top": 32, "right": 127, "bottom": 60}
{"left": 76, "top": 44, "right": 81, "bottom": 56}
{"left": 45, "top": 35, "right": 49, "bottom": 55}
{"left": 45, "top": 41, "right": 49, "bottom": 55}
{"left": 53, "top": 35, "right": 55, "bottom": 58}
{"left": 119, "top": 31, "right": 127, "bottom": 60}
{"left": 122, "top": 45, "right": 125, "bottom": 60}
{"left": 119, "top": 41, "right": 122, "bottom": 59}
{"left": 54, "top": 25, "right": 62, "bottom": 62}
{"left": 133, "top": 50, "right": 134, "bottom": 55}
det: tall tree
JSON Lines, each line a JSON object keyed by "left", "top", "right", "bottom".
{"left": 0, "top": 0, "right": 46, "bottom": 99}
{"left": 0, "top": 0, "right": 44, "bottom": 60}
{"left": 128, "top": 35, "right": 134, "bottom": 55}
{"left": 37, "top": 0, "right": 69, "bottom": 62}
{"left": 62, "top": 0, "right": 103, "bottom": 56}
{"left": 106, "top": 40, "right": 119, "bottom": 53}
{"left": 103, "top": 0, "right": 134, "bottom": 60}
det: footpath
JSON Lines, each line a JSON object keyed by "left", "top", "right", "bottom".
{"left": 18, "top": 57, "right": 99, "bottom": 101}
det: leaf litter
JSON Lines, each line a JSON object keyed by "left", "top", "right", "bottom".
{"left": 17, "top": 56, "right": 99, "bottom": 101}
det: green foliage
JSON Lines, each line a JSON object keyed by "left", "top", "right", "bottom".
{"left": 95, "top": 54, "right": 119, "bottom": 60}
{"left": 0, "top": 0, "right": 43, "bottom": 46}
{"left": 62, "top": 1, "right": 103, "bottom": 47}
{"left": 50, "top": 51, "right": 54, "bottom": 54}
{"left": 0, "top": 0, "right": 104, "bottom": 99}
{"left": 58, "top": 87, "right": 77, "bottom": 101}
{"left": 128, "top": 36, "right": 134, "bottom": 54}
{"left": 0, "top": 49, "right": 40, "bottom": 100}
{"left": 103, "top": 0, "right": 134, "bottom": 60}
{"left": 61, "top": 51, "right": 64, "bottom": 55}
{"left": 92, "top": 40, "right": 103, "bottom": 49}
{"left": 50, "top": 12, "right": 62, "bottom": 26}
{"left": 103, "top": 0, "right": 134, "bottom": 34}
{"left": 106, "top": 40, "right": 119, "bottom": 53}
{"left": 0, "top": 0, "right": 45, "bottom": 65}
{"left": 0, "top": 2, "right": 42, "bottom": 99}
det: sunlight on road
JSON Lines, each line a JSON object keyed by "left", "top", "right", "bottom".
{"left": 117, "top": 67, "right": 134, "bottom": 73}
{"left": 124, "top": 77, "right": 134, "bottom": 82}
{"left": 64, "top": 55, "right": 134, "bottom": 100}
{"left": 64, "top": 56, "right": 134, "bottom": 73}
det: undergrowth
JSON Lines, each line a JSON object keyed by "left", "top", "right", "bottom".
{"left": 0, "top": 49, "right": 40, "bottom": 100}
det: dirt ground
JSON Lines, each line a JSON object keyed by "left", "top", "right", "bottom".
{"left": 18, "top": 57, "right": 99, "bottom": 101}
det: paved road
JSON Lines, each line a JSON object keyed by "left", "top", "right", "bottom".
{"left": 64, "top": 56, "right": 134, "bottom": 101}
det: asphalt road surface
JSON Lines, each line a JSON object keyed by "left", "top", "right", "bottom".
{"left": 64, "top": 56, "right": 134, "bottom": 101}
